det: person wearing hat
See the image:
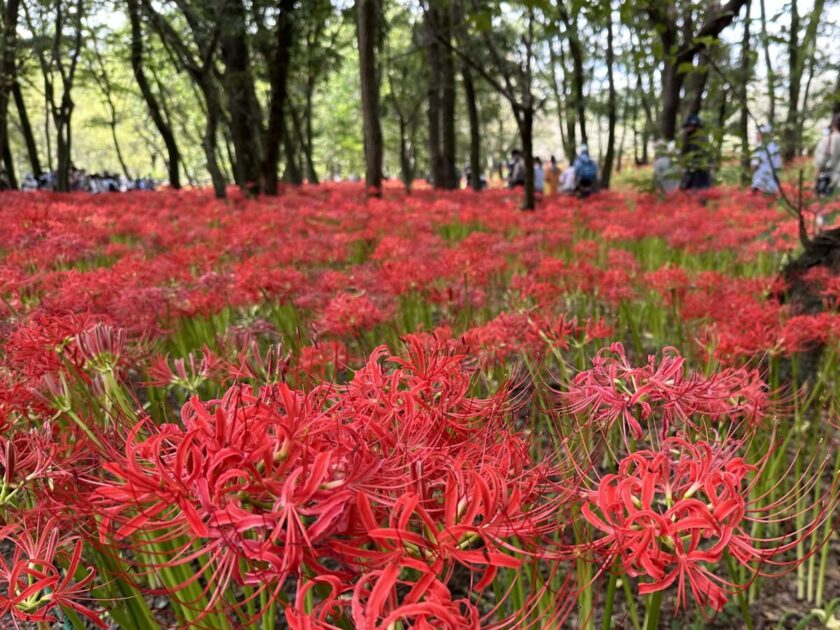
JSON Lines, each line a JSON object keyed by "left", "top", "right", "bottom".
{"left": 679, "top": 114, "right": 712, "bottom": 191}
{"left": 751, "top": 124, "right": 782, "bottom": 194}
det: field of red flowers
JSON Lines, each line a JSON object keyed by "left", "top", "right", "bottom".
{"left": 1, "top": 184, "right": 839, "bottom": 629}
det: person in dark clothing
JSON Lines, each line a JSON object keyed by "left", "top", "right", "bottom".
{"left": 507, "top": 150, "right": 525, "bottom": 188}
{"left": 679, "top": 114, "right": 712, "bottom": 191}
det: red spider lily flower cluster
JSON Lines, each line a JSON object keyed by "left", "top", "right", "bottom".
{"left": 0, "top": 518, "right": 104, "bottom": 627}
{"left": 1, "top": 185, "right": 839, "bottom": 627}
{"left": 93, "top": 334, "right": 573, "bottom": 626}
{"left": 579, "top": 435, "right": 837, "bottom": 613}
{"left": 562, "top": 343, "right": 769, "bottom": 440}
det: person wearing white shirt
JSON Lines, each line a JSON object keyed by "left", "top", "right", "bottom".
{"left": 751, "top": 124, "right": 782, "bottom": 194}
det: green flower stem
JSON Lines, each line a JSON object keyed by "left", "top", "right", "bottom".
{"left": 643, "top": 589, "right": 663, "bottom": 630}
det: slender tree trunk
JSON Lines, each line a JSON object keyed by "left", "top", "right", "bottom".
{"left": 261, "top": 0, "right": 295, "bottom": 195}
{"left": 288, "top": 98, "right": 318, "bottom": 183}
{"left": 304, "top": 87, "right": 318, "bottom": 184}
{"left": 1, "top": 135, "right": 15, "bottom": 188}
{"left": 0, "top": 0, "right": 20, "bottom": 186}
{"left": 833, "top": 72, "right": 840, "bottom": 115}
{"left": 219, "top": 0, "right": 262, "bottom": 196}
{"left": 44, "top": 89, "right": 52, "bottom": 173}
{"left": 560, "top": 4, "right": 587, "bottom": 146}
{"left": 280, "top": 110, "right": 301, "bottom": 184}
{"left": 199, "top": 80, "right": 226, "bottom": 198}
{"left": 439, "top": 4, "right": 457, "bottom": 189}
{"left": 425, "top": 7, "right": 444, "bottom": 188}
{"left": 128, "top": 0, "right": 179, "bottom": 188}
{"left": 56, "top": 113, "right": 72, "bottom": 192}
{"left": 782, "top": 0, "right": 800, "bottom": 161}
{"left": 739, "top": 2, "right": 751, "bottom": 185}
{"left": 759, "top": 0, "right": 776, "bottom": 124}
{"left": 12, "top": 83, "right": 40, "bottom": 175}
{"left": 556, "top": 40, "right": 576, "bottom": 162}
{"left": 547, "top": 38, "right": 567, "bottom": 157}
{"left": 356, "top": 0, "right": 383, "bottom": 195}
{"left": 519, "top": 107, "right": 535, "bottom": 210}
{"left": 601, "top": 6, "right": 616, "bottom": 189}
{"left": 462, "top": 64, "right": 481, "bottom": 192}
{"left": 794, "top": 1, "right": 823, "bottom": 152}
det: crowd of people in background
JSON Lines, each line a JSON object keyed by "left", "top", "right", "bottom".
{"left": 0, "top": 164, "right": 157, "bottom": 193}
{"left": 496, "top": 112, "right": 840, "bottom": 204}
{"left": 505, "top": 144, "right": 600, "bottom": 198}
{"left": 3, "top": 115, "right": 839, "bottom": 200}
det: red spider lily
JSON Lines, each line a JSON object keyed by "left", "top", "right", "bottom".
{"left": 0, "top": 518, "right": 105, "bottom": 627}
{"left": 579, "top": 435, "right": 838, "bottom": 613}
{"left": 562, "top": 342, "right": 769, "bottom": 442}
{"left": 92, "top": 335, "right": 575, "bottom": 624}
{"left": 147, "top": 345, "right": 225, "bottom": 390}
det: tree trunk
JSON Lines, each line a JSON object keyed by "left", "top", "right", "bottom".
{"left": 281, "top": 110, "right": 302, "bottom": 185}
{"left": 462, "top": 64, "right": 481, "bottom": 192}
{"left": 0, "top": 0, "right": 20, "bottom": 186}
{"left": 758, "top": 0, "right": 776, "bottom": 124}
{"left": 519, "top": 107, "right": 535, "bottom": 210}
{"left": 200, "top": 80, "right": 226, "bottom": 199}
{"left": 556, "top": 40, "right": 576, "bottom": 162}
{"left": 833, "top": 72, "right": 840, "bottom": 115}
{"left": 601, "top": 6, "right": 616, "bottom": 189}
{"left": 782, "top": 0, "right": 800, "bottom": 161}
{"left": 219, "top": 0, "right": 263, "bottom": 196}
{"left": 127, "top": 0, "right": 180, "bottom": 188}
{"left": 261, "top": 0, "right": 295, "bottom": 195}
{"left": 425, "top": 7, "right": 444, "bottom": 188}
{"left": 559, "top": 4, "right": 587, "bottom": 146}
{"left": 546, "top": 39, "right": 568, "bottom": 161}
{"left": 439, "top": 4, "right": 457, "bottom": 189}
{"left": 304, "top": 87, "right": 318, "bottom": 184}
{"left": 356, "top": 0, "right": 383, "bottom": 195}
{"left": 683, "top": 57, "right": 710, "bottom": 118}
{"left": 659, "top": 26, "right": 683, "bottom": 143}
{"left": 739, "top": 2, "right": 751, "bottom": 185}
{"left": 55, "top": 112, "right": 72, "bottom": 192}
{"left": 1, "top": 135, "right": 15, "bottom": 188}
{"left": 12, "top": 83, "right": 40, "bottom": 175}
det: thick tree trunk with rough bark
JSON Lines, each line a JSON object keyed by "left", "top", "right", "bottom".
{"left": 439, "top": 4, "right": 457, "bottom": 189}
{"left": 0, "top": 0, "right": 20, "bottom": 186}
{"left": 261, "top": 0, "right": 295, "bottom": 195}
{"left": 425, "top": 6, "right": 444, "bottom": 188}
{"left": 356, "top": 0, "right": 383, "bottom": 195}
{"left": 219, "top": 0, "right": 263, "bottom": 196}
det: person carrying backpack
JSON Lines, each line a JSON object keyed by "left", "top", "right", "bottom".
{"left": 573, "top": 145, "right": 598, "bottom": 197}
{"left": 815, "top": 113, "right": 840, "bottom": 197}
